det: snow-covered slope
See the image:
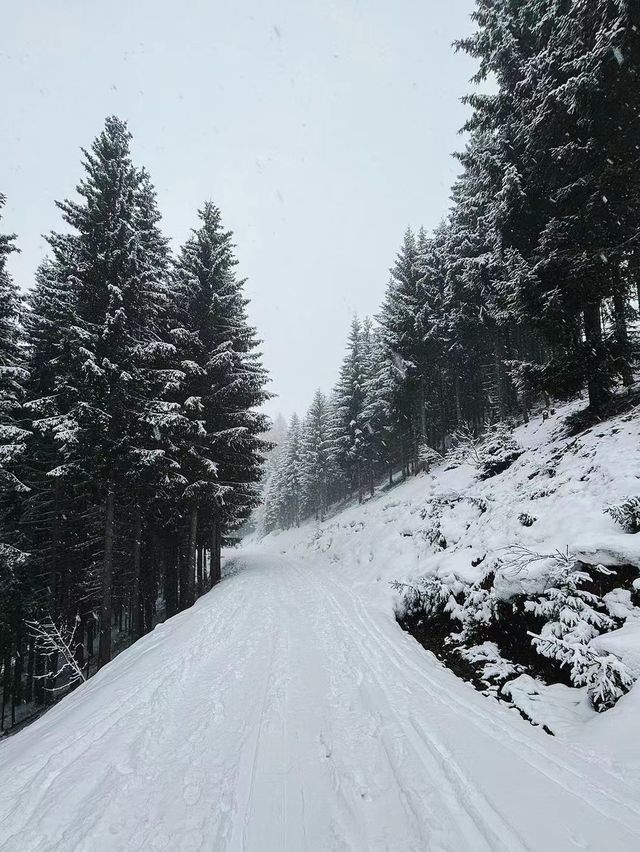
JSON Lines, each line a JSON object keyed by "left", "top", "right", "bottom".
{"left": 264, "top": 397, "right": 640, "bottom": 592}
{"left": 257, "top": 396, "right": 640, "bottom": 752}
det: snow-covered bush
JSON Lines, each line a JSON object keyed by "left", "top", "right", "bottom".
{"left": 447, "top": 422, "right": 522, "bottom": 479}
{"left": 418, "top": 442, "right": 442, "bottom": 472}
{"left": 605, "top": 497, "right": 640, "bottom": 533}
{"left": 477, "top": 423, "right": 523, "bottom": 480}
{"left": 459, "top": 572, "right": 498, "bottom": 642}
{"left": 446, "top": 424, "right": 483, "bottom": 468}
{"left": 392, "top": 575, "right": 464, "bottom": 622}
{"left": 27, "top": 615, "right": 87, "bottom": 690}
{"left": 529, "top": 633, "right": 634, "bottom": 711}
{"left": 525, "top": 557, "right": 634, "bottom": 710}
{"left": 423, "top": 519, "right": 447, "bottom": 550}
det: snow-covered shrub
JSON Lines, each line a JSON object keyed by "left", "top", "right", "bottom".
{"left": 605, "top": 497, "right": 640, "bottom": 533}
{"left": 529, "top": 633, "right": 634, "bottom": 711}
{"left": 525, "top": 557, "right": 634, "bottom": 709}
{"left": 392, "top": 575, "right": 465, "bottom": 622}
{"left": 460, "top": 642, "right": 521, "bottom": 685}
{"left": 446, "top": 424, "right": 483, "bottom": 468}
{"left": 27, "top": 615, "right": 87, "bottom": 690}
{"left": 418, "top": 442, "right": 442, "bottom": 472}
{"left": 518, "top": 512, "right": 536, "bottom": 527}
{"left": 466, "top": 495, "right": 488, "bottom": 514}
{"left": 424, "top": 520, "right": 447, "bottom": 550}
{"left": 477, "top": 423, "right": 523, "bottom": 480}
{"left": 459, "top": 572, "right": 498, "bottom": 642}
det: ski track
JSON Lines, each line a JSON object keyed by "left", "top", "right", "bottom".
{"left": 1, "top": 552, "right": 640, "bottom": 851}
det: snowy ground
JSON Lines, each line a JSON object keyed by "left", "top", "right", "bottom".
{"left": 1, "top": 398, "right": 639, "bottom": 850}
{"left": 0, "top": 548, "right": 639, "bottom": 850}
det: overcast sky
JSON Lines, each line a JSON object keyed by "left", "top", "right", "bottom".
{"left": 2, "top": 0, "right": 477, "bottom": 421}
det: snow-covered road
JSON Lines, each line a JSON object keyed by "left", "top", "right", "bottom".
{"left": 1, "top": 550, "right": 640, "bottom": 851}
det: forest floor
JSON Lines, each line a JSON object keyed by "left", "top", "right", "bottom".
{"left": 1, "top": 545, "right": 640, "bottom": 850}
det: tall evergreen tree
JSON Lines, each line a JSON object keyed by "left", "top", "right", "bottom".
{"left": 0, "top": 193, "right": 28, "bottom": 492}
{"left": 42, "top": 117, "right": 173, "bottom": 667}
{"left": 172, "top": 202, "right": 270, "bottom": 586}
{"left": 301, "top": 391, "right": 335, "bottom": 521}
{"left": 332, "top": 316, "right": 371, "bottom": 502}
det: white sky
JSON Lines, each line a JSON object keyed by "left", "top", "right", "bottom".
{"left": 2, "top": 0, "right": 477, "bottom": 420}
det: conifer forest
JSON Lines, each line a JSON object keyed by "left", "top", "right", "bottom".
{"left": 0, "top": 120, "right": 270, "bottom": 726}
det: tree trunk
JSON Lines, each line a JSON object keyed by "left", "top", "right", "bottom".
{"left": 12, "top": 626, "right": 23, "bottom": 727}
{"left": 210, "top": 518, "right": 222, "bottom": 587}
{"left": 186, "top": 506, "right": 198, "bottom": 608}
{"left": 454, "top": 374, "right": 462, "bottom": 426}
{"left": 584, "top": 300, "right": 609, "bottom": 412}
{"left": 612, "top": 288, "right": 633, "bottom": 387}
{"left": 130, "top": 501, "right": 142, "bottom": 639}
{"left": 494, "top": 342, "right": 506, "bottom": 421}
{"left": 197, "top": 545, "right": 203, "bottom": 598}
{"left": 25, "top": 633, "right": 35, "bottom": 704}
{"left": 98, "top": 480, "right": 115, "bottom": 670}
{"left": 0, "top": 632, "right": 9, "bottom": 731}
{"left": 165, "top": 540, "right": 179, "bottom": 618}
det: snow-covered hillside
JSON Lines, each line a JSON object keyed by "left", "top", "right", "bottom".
{"left": 256, "top": 396, "right": 640, "bottom": 757}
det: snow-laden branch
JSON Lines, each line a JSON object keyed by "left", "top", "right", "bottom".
{"left": 27, "top": 615, "right": 87, "bottom": 691}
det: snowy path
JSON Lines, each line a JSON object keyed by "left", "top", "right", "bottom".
{"left": 1, "top": 551, "right": 640, "bottom": 851}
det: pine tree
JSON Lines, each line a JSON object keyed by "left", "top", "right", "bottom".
{"left": 0, "top": 194, "right": 31, "bottom": 726}
{"left": 279, "top": 414, "right": 302, "bottom": 528}
{"left": 0, "top": 193, "right": 28, "bottom": 490}
{"left": 362, "top": 329, "right": 404, "bottom": 485}
{"left": 377, "top": 231, "right": 428, "bottom": 470}
{"left": 301, "top": 390, "right": 335, "bottom": 521}
{"left": 331, "top": 317, "right": 371, "bottom": 502}
{"left": 257, "top": 444, "right": 286, "bottom": 535}
{"left": 172, "top": 202, "right": 270, "bottom": 586}
{"left": 43, "top": 117, "right": 172, "bottom": 667}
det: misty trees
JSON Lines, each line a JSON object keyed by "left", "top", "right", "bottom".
{"left": 0, "top": 117, "right": 269, "bottom": 728}
{"left": 301, "top": 391, "right": 334, "bottom": 521}
{"left": 331, "top": 316, "right": 374, "bottom": 503}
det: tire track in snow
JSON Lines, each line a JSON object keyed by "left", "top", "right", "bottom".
{"left": 295, "top": 559, "right": 529, "bottom": 852}
{"left": 345, "top": 572, "right": 640, "bottom": 830}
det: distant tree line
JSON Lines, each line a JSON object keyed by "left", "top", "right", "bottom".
{"left": 262, "top": 0, "right": 639, "bottom": 533}
{"left": 0, "top": 117, "right": 269, "bottom": 729}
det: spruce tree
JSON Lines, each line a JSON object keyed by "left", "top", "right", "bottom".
{"left": 172, "top": 202, "right": 270, "bottom": 585}
{"left": 0, "top": 194, "right": 31, "bottom": 721}
{"left": 0, "top": 193, "right": 28, "bottom": 492}
{"left": 301, "top": 390, "right": 335, "bottom": 521}
{"left": 331, "top": 317, "right": 370, "bottom": 502}
{"left": 45, "top": 117, "right": 171, "bottom": 667}
{"left": 279, "top": 414, "right": 303, "bottom": 528}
